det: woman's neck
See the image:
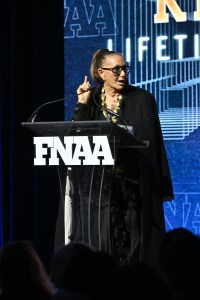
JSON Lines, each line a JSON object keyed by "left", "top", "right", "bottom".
{"left": 103, "top": 85, "right": 119, "bottom": 98}
{"left": 100, "top": 86, "right": 123, "bottom": 123}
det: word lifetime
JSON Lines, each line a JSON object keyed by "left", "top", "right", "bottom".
{"left": 34, "top": 136, "right": 114, "bottom": 166}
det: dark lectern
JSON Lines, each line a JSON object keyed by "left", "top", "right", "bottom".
{"left": 22, "top": 120, "right": 148, "bottom": 254}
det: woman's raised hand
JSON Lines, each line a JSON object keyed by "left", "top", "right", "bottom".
{"left": 77, "top": 75, "right": 92, "bottom": 104}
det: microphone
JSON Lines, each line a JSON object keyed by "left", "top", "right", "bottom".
{"left": 27, "top": 97, "right": 65, "bottom": 122}
{"left": 27, "top": 87, "right": 96, "bottom": 122}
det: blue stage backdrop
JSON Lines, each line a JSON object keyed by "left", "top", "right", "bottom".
{"left": 64, "top": 0, "right": 200, "bottom": 235}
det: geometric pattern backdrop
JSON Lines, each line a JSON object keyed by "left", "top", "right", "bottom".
{"left": 64, "top": 0, "right": 200, "bottom": 235}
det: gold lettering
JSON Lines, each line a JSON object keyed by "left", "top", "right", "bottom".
{"left": 154, "top": 0, "right": 187, "bottom": 23}
{"left": 194, "top": 0, "right": 200, "bottom": 20}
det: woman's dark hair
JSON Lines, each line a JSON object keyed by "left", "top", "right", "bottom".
{"left": 0, "top": 240, "right": 53, "bottom": 300}
{"left": 90, "top": 49, "right": 123, "bottom": 83}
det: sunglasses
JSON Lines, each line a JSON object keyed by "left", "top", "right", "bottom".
{"left": 101, "top": 65, "right": 131, "bottom": 76}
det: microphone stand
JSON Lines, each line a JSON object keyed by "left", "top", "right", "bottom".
{"left": 27, "top": 87, "right": 96, "bottom": 122}
{"left": 27, "top": 97, "right": 66, "bottom": 122}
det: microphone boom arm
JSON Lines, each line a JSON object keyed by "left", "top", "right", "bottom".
{"left": 27, "top": 87, "right": 96, "bottom": 122}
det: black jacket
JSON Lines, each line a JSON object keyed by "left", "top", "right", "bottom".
{"left": 72, "top": 84, "right": 174, "bottom": 264}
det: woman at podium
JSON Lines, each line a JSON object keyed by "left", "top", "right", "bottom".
{"left": 66, "top": 49, "right": 174, "bottom": 266}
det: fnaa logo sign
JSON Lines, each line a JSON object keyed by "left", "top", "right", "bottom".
{"left": 34, "top": 136, "right": 114, "bottom": 166}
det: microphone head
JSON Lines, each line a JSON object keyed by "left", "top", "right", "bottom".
{"left": 106, "top": 109, "right": 120, "bottom": 118}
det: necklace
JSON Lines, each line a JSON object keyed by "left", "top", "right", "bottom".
{"left": 100, "top": 86, "right": 123, "bottom": 123}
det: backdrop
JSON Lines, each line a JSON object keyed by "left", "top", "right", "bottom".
{"left": 64, "top": 0, "right": 200, "bottom": 235}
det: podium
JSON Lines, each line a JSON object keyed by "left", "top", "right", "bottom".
{"left": 22, "top": 120, "right": 148, "bottom": 253}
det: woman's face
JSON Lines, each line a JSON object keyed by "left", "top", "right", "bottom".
{"left": 98, "top": 54, "right": 128, "bottom": 92}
